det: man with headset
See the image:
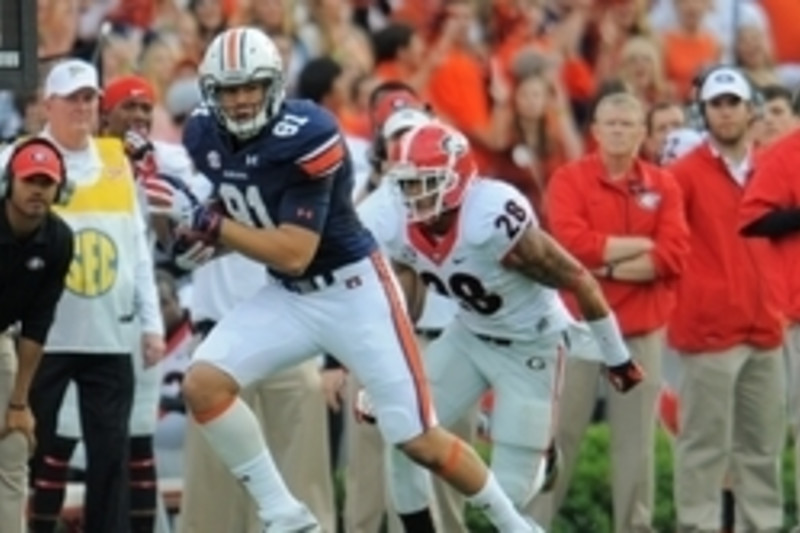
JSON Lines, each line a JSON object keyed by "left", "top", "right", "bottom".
{"left": 668, "top": 65, "right": 785, "bottom": 533}
{"left": 0, "top": 138, "right": 73, "bottom": 533}
{"left": 16, "top": 58, "right": 164, "bottom": 533}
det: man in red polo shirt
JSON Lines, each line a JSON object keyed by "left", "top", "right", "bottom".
{"left": 670, "top": 66, "right": 785, "bottom": 533}
{"left": 532, "top": 91, "right": 690, "bottom": 533}
{"left": 739, "top": 116, "right": 800, "bottom": 533}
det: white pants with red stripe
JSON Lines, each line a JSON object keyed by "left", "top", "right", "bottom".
{"left": 191, "top": 253, "right": 436, "bottom": 445}
{"left": 388, "top": 319, "right": 567, "bottom": 510}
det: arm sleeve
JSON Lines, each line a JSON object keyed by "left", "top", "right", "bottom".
{"left": 468, "top": 181, "right": 537, "bottom": 261}
{"left": 740, "top": 147, "right": 798, "bottom": 237}
{"left": 545, "top": 168, "right": 608, "bottom": 267}
{"left": 278, "top": 176, "right": 334, "bottom": 233}
{"left": 132, "top": 190, "right": 165, "bottom": 336}
{"left": 20, "top": 225, "right": 74, "bottom": 343}
{"left": 740, "top": 209, "right": 800, "bottom": 237}
{"left": 649, "top": 173, "right": 690, "bottom": 278}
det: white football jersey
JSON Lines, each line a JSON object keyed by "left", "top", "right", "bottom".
{"left": 382, "top": 179, "right": 574, "bottom": 341}
{"left": 357, "top": 182, "right": 458, "bottom": 331}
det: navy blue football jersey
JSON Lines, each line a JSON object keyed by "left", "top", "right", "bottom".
{"left": 183, "top": 99, "right": 377, "bottom": 281}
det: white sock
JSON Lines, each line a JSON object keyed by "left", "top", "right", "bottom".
{"left": 196, "top": 397, "right": 305, "bottom": 522}
{"left": 468, "top": 472, "right": 534, "bottom": 532}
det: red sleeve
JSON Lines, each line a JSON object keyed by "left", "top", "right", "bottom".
{"left": 650, "top": 171, "right": 690, "bottom": 278}
{"left": 739, "top": 146, "right": 795, "bottom": 230}
{"left": 667, "top": 158, "right": 694, "bottom": 225}
{"left": 560, "top": 56, "right": 596, "bottom": 102}
{"left": 544, "top": 166, "right": 608, "bottom": 267}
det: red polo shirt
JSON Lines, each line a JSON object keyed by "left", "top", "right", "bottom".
{"left": 546, "top": 153, "right": 690, "bottom": 336}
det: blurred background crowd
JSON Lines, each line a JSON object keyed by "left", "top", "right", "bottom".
{"left": 2, "top": 0, "right": 799, "bottom": 214}
{"left": 3, "top": 1, "right": 800, "bottom": 532}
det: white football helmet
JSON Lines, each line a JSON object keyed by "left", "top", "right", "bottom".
{"left": 198, "top": 27, "right": 285, "bottom": 139}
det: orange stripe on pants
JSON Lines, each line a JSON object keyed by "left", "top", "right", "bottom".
{"left": 369, "top": 252, "right": 434, "bottom": 430}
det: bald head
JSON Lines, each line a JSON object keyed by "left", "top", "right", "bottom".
{"left": 592, "top": 93, "right": 647, "bottom": 159}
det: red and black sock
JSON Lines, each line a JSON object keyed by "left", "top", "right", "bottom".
{"left": 129, "top": 435, "right": 158, "bottom": 533}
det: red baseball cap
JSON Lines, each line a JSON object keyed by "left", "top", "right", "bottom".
{"left": 370, "top": 90, "right": 425, "bottom": 132}
{"left": 102, "top": 75, "right": 156, "bottom": 113}
{"left": 10, "top": 143, "right": 64, "bottom": 183}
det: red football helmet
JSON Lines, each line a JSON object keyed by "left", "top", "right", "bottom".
{"left": 387, "top": 122, "right": 478, "bottom": 222}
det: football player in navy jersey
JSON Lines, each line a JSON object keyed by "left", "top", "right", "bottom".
{"left": 157, "top": 27, "right": 538, "bottom": 533}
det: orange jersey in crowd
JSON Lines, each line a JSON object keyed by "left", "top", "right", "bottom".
{"left": 668, "top": 143, "right": 784, "bottom": 353}
{"left": 662, "top": 30, "right": 720, "bottom": 101}
{"left": 546, "top": 153, "right": 690, "bottom": 336}
{"left": 760, "top": 0, "right": 800, "bottom": 63}
{"left": 739, "top": 129, "right": 800, "bottom": 322}
{"left": 426, "top": 48, "right": 495, "bottom": 172}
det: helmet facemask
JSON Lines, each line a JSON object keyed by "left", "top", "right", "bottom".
{"left": 201, "top": 68, "right": 285, "bottom": 139}
{"left": 390, "top": 162, "right": 459, "bottom": 223}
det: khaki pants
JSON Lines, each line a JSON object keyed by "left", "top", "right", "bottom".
{"left": 674, "top": 344, "right": 785, "bottom": 533}
{"left": 343, "top": 333, "right": 474, "bottom": 533}
{"left": 178, "top": 360, "right": 336, "bottom": 533}
{"left": 785, "top": 324, "right": 800, "bottom": 532}
{"left": 529, "top": 329, "right": 663, "bottom": 533}
{"left": 0, "top": 332, "right": 27, "bottom": 533}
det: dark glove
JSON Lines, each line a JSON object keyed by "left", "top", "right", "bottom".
{"left": 123, "top": 129, "right": 158, "bottom": 182}
{"left": 605, "top": 359, "right": 645, "bottom": 393}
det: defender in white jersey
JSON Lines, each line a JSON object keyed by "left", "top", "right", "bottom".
{"left": 374, "top": 121, "right": 646, "bottom": 514}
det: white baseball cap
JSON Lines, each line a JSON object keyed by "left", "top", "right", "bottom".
{"left": 700, "top": 67, "right": 752, "bottom": 102}
{"left": 382, "top": 108, "right": 432, "bottom": 140}
{"left": 44, "top": 59, "right": 101, "bottom": 98}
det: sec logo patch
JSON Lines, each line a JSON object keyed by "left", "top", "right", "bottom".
{"left": 65, "top": 229, "right": 119, "bottom": 297}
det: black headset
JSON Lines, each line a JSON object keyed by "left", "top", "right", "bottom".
{"left": 0, "top": 137, "right": 74, "bottom": 206}
{"left": 689, "top": 64, "right": 764, "bottom": 131}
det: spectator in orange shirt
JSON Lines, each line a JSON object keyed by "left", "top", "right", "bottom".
{"left": 532, "top": 92, "right": 689, "bottom": 533}
{"left": 668, "top": 66, "right": 785, "bottom": 533}
{"left": 371, "top": 23, "right": 441, "bottom": 101}
{"left": 424, "top": 0, "right": 513, "bottom": 173}
{"left": 659, "top": 0, "right": 720, "bottom": 101}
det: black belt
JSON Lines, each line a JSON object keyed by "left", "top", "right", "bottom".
{"left": 192, "top": 319, "right": 217, "bottom": 338}
{"left": 416, "top": 328, "right": 443, "bottom": 341}
{"left": 280, "top": 272, "right": 336, "bottom": 295}
{"left": 475, "top": 333, "right": 513, "bottom": 347}
{"left": 475, "top": 330, "right": 571, "bottom": 349}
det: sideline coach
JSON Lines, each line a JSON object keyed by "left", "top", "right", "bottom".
{"left": 0, "top": 137, "right": 73, "bottom": 533}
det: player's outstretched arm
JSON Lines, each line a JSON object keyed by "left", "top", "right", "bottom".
{"left": 391, "top": 260, "right": 427, "bottom": 324}
{"left": 503, "top": 225, "right": 608, "bottom": 320}
{"left": 503, "top": 225, "right": 644, "bottom": 392}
